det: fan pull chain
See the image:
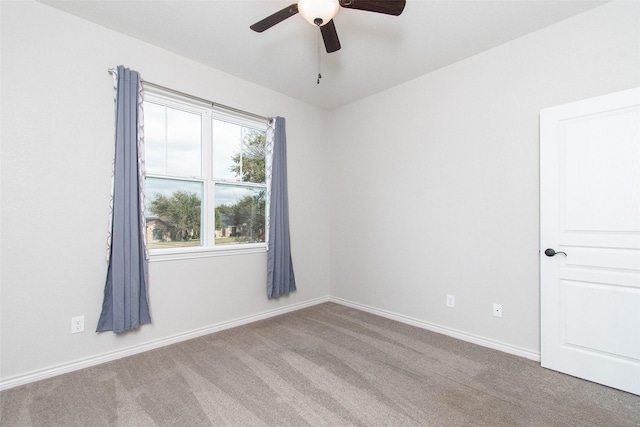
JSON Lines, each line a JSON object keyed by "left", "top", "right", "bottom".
{"left": 317, "top": 27, "right": 322, "bottom": 84}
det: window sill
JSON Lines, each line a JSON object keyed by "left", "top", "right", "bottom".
{"left": 149, "top": 244, "right": 267, "bottom": 262}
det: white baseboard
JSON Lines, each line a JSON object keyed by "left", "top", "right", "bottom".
{"left": 0, "top": 296, "right": 330, "bottom": 391}
{"left": 1, "top": 295, "right": 539, "bottom": 390}
{"left": 330, "top": 297, "right": 541, "bottom": 362}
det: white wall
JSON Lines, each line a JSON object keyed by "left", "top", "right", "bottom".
{"left": 0, "top": 1, "right": 330, "bottom": 385}
{"left": 328, "top": 1, "right": 640, "bottom": 356}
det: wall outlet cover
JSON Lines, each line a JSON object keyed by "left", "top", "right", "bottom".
{"left": 446, "top": 294, "right": 455, "bottom": 308}
{"left": 71, "top": 315, "right": 85, "bottom": 333}
{"left": 493, "top": 304, "right": 503, "bottom": 318}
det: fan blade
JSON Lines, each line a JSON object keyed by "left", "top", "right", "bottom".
{"left": 250, "top": 3, "right": 299, "bottom": 32}
{"left": 320, "top": 20, "right": 341, "bottom": 53}
{"left": 339, "top": 0, "right": 406, "bottom": 16}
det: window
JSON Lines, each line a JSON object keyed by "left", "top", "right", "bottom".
{"left": 143, "top": 89, "right": 268, "bottom": 259}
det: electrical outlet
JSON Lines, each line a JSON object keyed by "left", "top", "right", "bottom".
{"left": 493, "top": 304, "right": 503, "bottom": 318}
{"left": 446, "top": 294, "right": 455, "bottom": 308}
{"left": 71, "top": 315, "right": 85, "bottom": 333}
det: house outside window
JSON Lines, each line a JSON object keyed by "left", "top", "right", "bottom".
{"left": 143, "top": 89, "right": 268, "bottom": 260}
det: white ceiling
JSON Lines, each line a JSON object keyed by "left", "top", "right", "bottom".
{"left": 40, "top": 0, "right": 606, "bottom": 110}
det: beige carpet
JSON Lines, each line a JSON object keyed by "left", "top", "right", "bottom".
{"left": 1, "top": 302, "right": 639, "bottom": 426}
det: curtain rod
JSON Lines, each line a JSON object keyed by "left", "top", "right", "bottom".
{"left": 108, "top": 68, "right": 271, "bottom": 123}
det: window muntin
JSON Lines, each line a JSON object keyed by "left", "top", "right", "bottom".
{"left": 143, "top": 91, "right": 268, "bottom": 258}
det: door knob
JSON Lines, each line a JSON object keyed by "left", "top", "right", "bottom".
{"left": 545, "top": 248, "right": 567, "bottom": 257}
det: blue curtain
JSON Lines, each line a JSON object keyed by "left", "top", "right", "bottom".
{"left": 267, "top": 117, "right": 297, "bottom": 298}
{"left": 97, "top": 66, "right": 151, "bottom": 333}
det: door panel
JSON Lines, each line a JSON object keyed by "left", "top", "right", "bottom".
{"left": 564, "top": 280, "right": 640, "bottom": 360}
{"left": 563, "top": 108, "right": 640, "bottom": 232}
{"left": 564, "top": 247, "right": 640, "bottom": 271}
{"left": 540, "top": 87, "right": 640, "bottom": 396}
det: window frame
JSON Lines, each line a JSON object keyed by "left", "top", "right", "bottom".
{"left": 143, "top": 88, "right": 269, "bottom": 262}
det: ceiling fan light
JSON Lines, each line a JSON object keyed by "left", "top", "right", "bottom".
{"left": 298, "top": 0, "right": 339, "bottom": 26}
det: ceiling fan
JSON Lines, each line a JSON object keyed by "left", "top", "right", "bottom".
{"left": 250, "top": 0, "right": 406, "bottom": 53}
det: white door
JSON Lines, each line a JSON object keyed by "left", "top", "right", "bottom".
{"left": 540, "top": 87, "right": 640, "bottom": 396}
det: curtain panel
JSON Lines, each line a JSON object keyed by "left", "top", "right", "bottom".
{"left": 97, "top": 65, "right": 151, "bottom": 333}
{"left": 267, "top": 117, "right": 297, "bottom": 298}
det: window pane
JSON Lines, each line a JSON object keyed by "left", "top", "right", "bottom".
{"left": 214, "top": 184, "right": 266, "bottom": 245}
{"left": 144, "top": 102, "right": 202, "bottom": 177}
{"left": 144, "top": 102, "right": 167, "bottom": 173}
{"left": 212, "top": 120, "right": 240, "bottom": 181}
{"left": 213, "top": 120, "right": 266, "bottom": 183}
{"left": 145, "top": 178, "right": 203, "bottom": 249}
{"left": 167, "top": 108, "right": 201, "bottom": 176}
{"left": 241, "top": 128, "right": 266, "bottom": 184}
